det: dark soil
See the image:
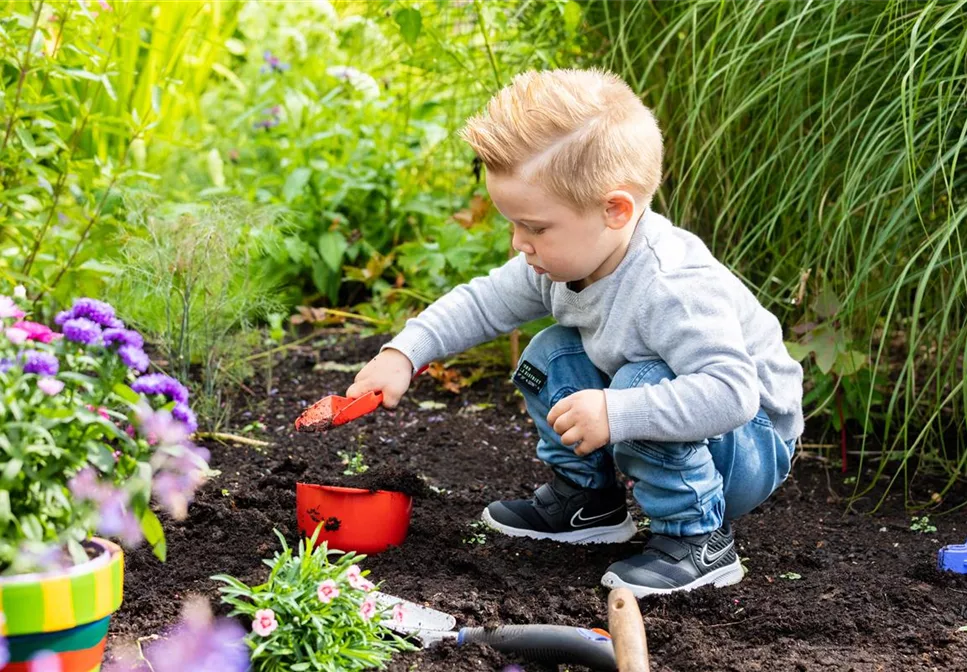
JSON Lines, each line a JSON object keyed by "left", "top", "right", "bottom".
{"left": 108, "top": 333, "right": 967, "bottom": 672}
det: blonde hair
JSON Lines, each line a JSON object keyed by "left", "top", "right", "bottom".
{"left": 460, "top": 68, "right": 663, "bottom": 211}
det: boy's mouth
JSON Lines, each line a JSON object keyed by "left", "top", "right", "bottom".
{"left": 531, "top": 265, "right": 547, "bottom": 275}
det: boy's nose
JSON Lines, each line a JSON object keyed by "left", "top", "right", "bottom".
{"left": 512, "top": 230, "right": 534, "bottom": 255}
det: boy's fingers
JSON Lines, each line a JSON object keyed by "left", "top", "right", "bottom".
{"left": 381, "top": 390, "right": 402, "bottom": 409}
{"left": 551, "top": 411, "right": 574, "bottom": 436}
{"left": 546, "top": 398, "right": 570, "bottom": 425}
{"left": 346, "top": 381, "right": 374, "bottom": 398}
{"left": 560, "top": 427, "right": 582, "bottom": 446}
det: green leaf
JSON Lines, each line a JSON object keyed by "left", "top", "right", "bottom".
{"left": 811, "top": 287, "right": 841, "bottom": 319}
{"left": 784, "top": 340, "right": 812, "bottom": 361}
{"left": 957, "top": 625, "right": 967, "bottom": 632}
{"left": 283, "top": 167, "right": 312, "bottom": 203}
{"left": 15, "top": 126, "right": 36, "bottom": 156}
{"left": 394, "top": 8, "right": 423, "bottom": 46}
{"left": 563, "top": 1, "right": 583, "bottom": 34}
{"left": 833, "top": 349, "right": 868, "bottom": 376}
{"left": 1, "top": 458, "right": 23, "bottom": 485}
{"left": 779, "top": 572, "right": 802, "bottom": 580}
{"left": 113, "top": 383, "right": 141, "bottom": 404}
{"left": 0, "top": 490, "right": 11, "bottom": 523}
{"left": 141, "top": 509, "right": 167, "bottom": 562}
{"left": 811, "top": 328, "right": 839, "bottom": 374}
{"left": 317, "top": 231, "right": 348, "bottom": 273}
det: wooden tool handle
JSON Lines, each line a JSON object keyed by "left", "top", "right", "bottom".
{"left": 607, "top": 588, "right": 650, "bottom": 672}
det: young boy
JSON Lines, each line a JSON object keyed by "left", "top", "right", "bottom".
{"left": 346, "top": 68, "right": 803, "bottom": 597}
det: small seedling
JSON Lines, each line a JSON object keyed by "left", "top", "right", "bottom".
{"left": 463, "top": 520, "right": 488, "bottom": 546}
{"left": 779, "top": 572, "right": 802, "bottom": 580}
{"left": 843, "top": 476, "right": 857, "bottom": 485}
{"left": 337, "top": 450, "right": 369, "bottom": 476}
{"left": 240, "top": 420, "right": 266, "bottom": 434}
{"left": 910, "top": 516, "right": 937, "bottom": 534}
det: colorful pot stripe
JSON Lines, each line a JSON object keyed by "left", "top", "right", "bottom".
{"left": 3, "top": 615, "right": 109, "bottom": 671}
{"left": 1, "top": 538, "right": 123, "bottom": 672}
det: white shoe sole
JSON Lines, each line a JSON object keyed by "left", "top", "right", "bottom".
{"left": 600, "top": 558, "right": 745, "bottom": 597}
{"left": 481, "top": 508, "right": 638, "bottom": 544}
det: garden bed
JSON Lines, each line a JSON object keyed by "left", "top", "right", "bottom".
{"left": 109, "top": 334, "right": 967, "bottom": 671}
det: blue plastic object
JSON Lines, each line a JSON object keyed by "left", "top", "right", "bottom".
{"left": 938, "top": 537, "right": 967, "bottom": 574}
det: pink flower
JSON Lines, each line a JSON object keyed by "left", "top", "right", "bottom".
{"left": 392, "top": 603, "right": 405, "bottom": 625}
{"left": 317, "top": 579, "right": 340, "bottom": 603}
{"left": 37, "top": 378, "right": 65, "bottom": 396}
{"left": 86, "top": 404, "right": 110, "bottom": 420}
{"left": 12, "top": 320, "right": 57, "bottom": 344}
{"left": 98, "top": 0, "right": 112, "bottom": 10}
{"left": 359, "top": 597, "right": 376, "bottom": 621}
{"left": 345, "top": 564, "right": 374, "bottom": 591}
{"left": 5, "top": 327, "right": 28, "bottom": 345}
{"left": 28, "top": 650, "right": 62, "bottom": 672}
{"left": 0, "top": 296, "right": 24, "bottom": 319}
{"left": 251, "top": 609, "right": 277, "bottom": 637}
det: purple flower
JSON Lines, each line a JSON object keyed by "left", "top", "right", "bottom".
{"left": 97, "top": 490, "right": 142, "bottom": 546}
{"left": 172, "top": 403, "right": 198, "bottom": 433}
{"left": 63, "top": 317, "right": 102, "bottom": 345}
{"left": 261, "top": 49, "right": 290, "bottom": 74}
{"left": 104, "top": 328, "right": 144, "bottom": 349}
{"left": 22, "top": 350, "right": 59, "bottom": 376}
{"left": 142, "top": 600, "right": 248, "bottom": 672}
{"left": 136, "top": 404, "right": 191, "bottom": 446}
{"left": 0, "top": 358, "right": 11, "bottom": 373}
{"left": 60, "top": 297, "right": 121, "bottom": 328}
{"left": 253, "top": 105, "right": 282, "bottom": 131}
{"left": 0, "top": 631, "right": 8, "bottom": 668}
{"left": 119, "top": 345, "right": 149, "bottom": 372}
{"left": 69, "top": 466, "right": 110, "bottom": 502}
{"left": 132, "top": 373, "right": 189, "bottom": 404}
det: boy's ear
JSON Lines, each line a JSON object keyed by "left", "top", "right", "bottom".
{"left": 603, "top": 189, "right": 637, "bottom": 229}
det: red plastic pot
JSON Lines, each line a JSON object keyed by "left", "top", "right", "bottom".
{"left": 296, "top": 483, "right": 413, "bottom": 554}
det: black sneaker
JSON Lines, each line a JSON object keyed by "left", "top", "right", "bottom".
{"left": 481, "top": 474, "right": 636, "bottom": 544}
{"left": 600, "top": 524, "right": 744, "bottom": 596}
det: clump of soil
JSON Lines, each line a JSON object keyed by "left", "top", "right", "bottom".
{"left": 304, "top": 463, "right": 433, "bottom": 498}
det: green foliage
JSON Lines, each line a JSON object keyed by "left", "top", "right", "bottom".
{"left": 108, "top": 199, "right": 283, "bottom": 430}
{"left": 212, "top": 527, "right": 415, "bottom": 671}
{"left": 0, "top": 0, "right": 240, "bottom": 304}
{"left": 590, "top": 0, "right": 967, "bottom": 499}
{"left": 909, "top": 516, "right": 937, "bottom": 535}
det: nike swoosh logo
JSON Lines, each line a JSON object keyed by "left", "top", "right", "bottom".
{"left": 702, "top": 541, "right": 734, "bottom": 566}
{"left": 570, "top": 506, "right": 625, "bottom": 528}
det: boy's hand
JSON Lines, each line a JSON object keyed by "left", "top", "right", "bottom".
{"left": 547, "top": 390, "right": 610, "bottom": 456}
{"left": 346, "top": 348, "right": 415, "bottom": 409}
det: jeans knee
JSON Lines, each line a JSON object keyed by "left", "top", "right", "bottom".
{"left": 610, "top": 359, "right": 675, "bottom": 391}
{"left": 519, "top": 324, "right": 582, "bottom": 367}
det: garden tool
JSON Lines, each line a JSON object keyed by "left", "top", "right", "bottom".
{"left": 375, "top": 592, "right": 618, "bottom": 670}
{"left": 938, "top": 536, "right": 967, "bottom": 574}
{"left": 295, "top": 365, "right": 429, "bottom": 432}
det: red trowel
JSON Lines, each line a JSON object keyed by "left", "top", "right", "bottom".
{"left": 295, "top": 364, "right": 429, "bottom": 432}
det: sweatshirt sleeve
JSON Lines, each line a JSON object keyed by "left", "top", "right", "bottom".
{"left": 381, "top": 254, "right": 550, "bottom": 371}
{"left": 604, "top": 272, "right": 761, "bottom": 443}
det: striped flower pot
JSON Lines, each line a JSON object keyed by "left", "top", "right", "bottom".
{"left": 1, "top": 538, "right": 123, "bottom": 672}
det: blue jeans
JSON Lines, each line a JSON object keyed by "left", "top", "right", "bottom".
{"left": 513, "top": 325, "right": 796, "bottom": 536}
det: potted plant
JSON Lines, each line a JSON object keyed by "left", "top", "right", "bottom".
{"left": 0, "top": 288, "right": 208, "bottom": 671}
{"left": 212, "top": 526, "right": 416, "bottom": 671}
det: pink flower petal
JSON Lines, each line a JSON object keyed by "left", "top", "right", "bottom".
{"left": 37, "top": 378, "right": 65, "bottom": 396}
{"left": 5, "top": 327, "right": 28, "bottom": 345}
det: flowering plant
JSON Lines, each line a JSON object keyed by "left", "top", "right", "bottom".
{"left": 0, "top": 289, "right": 208, "bottom": 573}
{"left": 212, "top": 527, "right": 415, "bottom": 671}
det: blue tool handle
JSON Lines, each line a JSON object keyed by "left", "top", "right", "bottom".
{"left": 457, "top": 625, "right": 618, "bottom": 670}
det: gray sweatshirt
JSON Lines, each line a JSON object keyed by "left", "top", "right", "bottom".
{"left": 384, "top": 210, "right": 804, "bottom": 444}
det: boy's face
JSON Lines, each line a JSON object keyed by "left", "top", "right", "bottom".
{"left": 486, "top": 171, "right": 637, "bottom": 285}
